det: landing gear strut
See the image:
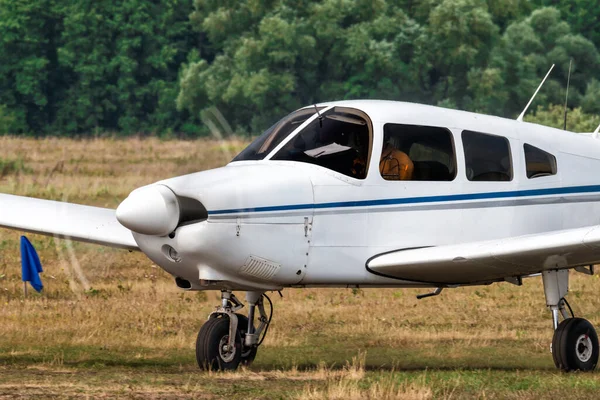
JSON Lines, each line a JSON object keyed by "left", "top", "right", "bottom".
{"left": 196, "top": 290, "right": 273, "bottom": 371}
{"left": 543, "top": 270, "right": 599, "bottom": 371}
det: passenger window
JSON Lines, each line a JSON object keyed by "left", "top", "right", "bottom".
{"left": 524, "top": 144, "right": 557, "bottom": 178}
{"left": 462, "top": 130, "right": 512, "bottom": 181}
{"left": 380, "top": 124, "right": 456, "bottom": 181}
{"left": 271, "top": 107, "right": 371, "bottom": 179}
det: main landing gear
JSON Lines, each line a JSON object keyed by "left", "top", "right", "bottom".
{"left": 543, "top": 270, "right": 599, "bottom": 371}
{"left": 196, "top": 290, "right": 273, "bottom": 371}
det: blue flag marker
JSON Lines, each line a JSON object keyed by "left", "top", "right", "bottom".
{"left": 20, "top": 236, "right": 43, "bottom": 292}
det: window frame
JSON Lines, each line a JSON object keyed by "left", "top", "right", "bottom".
{"left": 267, "top": 106, "right": 374, "bottom": 180}
{"left": 379, "top": 123, "right": 458, "bottom": 182}
{"left": 462, "top": 130, "right": 514, "bottom": 182}
{"left": 232, "top": 106, "right": 331, "bottom": 162}
{"left": 523, "top": 143, "right": 557, "bottom": 179}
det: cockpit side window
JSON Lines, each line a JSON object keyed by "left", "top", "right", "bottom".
{"left": 524, "top": 143, "right": 557, "bottom": 178}
{"left": 462, "top": 130, "right": 512, "bottom": 181}
{"left": 271, "top": 107, "right": 372, "bottom": 179}
{"left": 380, "top": 124, "right": 456, "bottom": 181}
{"left": 232, "top": 108, "right": 321, "bottom": 161}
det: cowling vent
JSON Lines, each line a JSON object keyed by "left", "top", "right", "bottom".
{"left": 240, "top": 256, "right": 281, "bottom": 281}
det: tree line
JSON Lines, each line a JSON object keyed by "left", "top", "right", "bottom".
{"left": 1, "top": 0, "right": 599, "bottom": 136}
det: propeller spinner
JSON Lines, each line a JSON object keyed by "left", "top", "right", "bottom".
{"left": 116, "top": 185, "right": 180, "bottom": 236}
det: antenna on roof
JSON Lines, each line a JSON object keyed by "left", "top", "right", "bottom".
{"left": 593, "top": 123, "right": 600, "bottom": 138}
{"left": 517, "top": 64, "right": 555, "bottom": 122}
{"left": 563, "top": 59, "right": 573, "bottom": 130}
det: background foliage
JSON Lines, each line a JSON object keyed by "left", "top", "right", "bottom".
{"left": 0, "top": 0, "right": 598, "bottom": 135}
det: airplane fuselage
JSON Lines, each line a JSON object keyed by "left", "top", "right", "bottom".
{"left": 125, "top": 101, "right": 600, "bottom": 292}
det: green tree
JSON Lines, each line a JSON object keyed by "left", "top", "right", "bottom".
{"left": 1, "top": 0, "right": 599, "bottom": 136}
{"left": 526, "top": 104, "right": 600, "bottom": 132}
{"left": 181, "top": 1, "right": 318, "bottom": 133}
{"left": 0, "top": 0, "right": 66, "bottom": 133}
{"left": 581, "top": 79, "right": 600, "bottom": 116}
{"left": 0, "top": 0, "right": 197, "bottom": 135}
{"left": 312, "top": 0, "right": 421, "bottom": 102}
{"left": 0, "top": 105, "right": 17, "bottom": 134}
{"left": 534, "top": 0, "right": 600, "bottom": 49}
{"left": 491, "top": 7, "right": 599, "bottom": 117}
{"left": 414, "top": 0, "right": 499, "bottom": 109}
{"left": 486, "top": 0, "right": 532, "bottom": 30}
{"left": 56, "top": 0, "right": 196, "bottom": 134}
{"left": 179, "top": 0, "right": 425, "bottom": 133}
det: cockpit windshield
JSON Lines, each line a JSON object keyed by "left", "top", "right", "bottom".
{"left": 271, "top": 107, "right": 372, "bottom": 179}
{"left": 232, "top": 108, "right": 321, "bottom": 161}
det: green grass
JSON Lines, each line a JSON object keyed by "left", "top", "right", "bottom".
{"left": 2, "top": 348, "right": 600, "bottom": 399}
{"left": 1, "top": 338, "right": 599, "bottom": 399}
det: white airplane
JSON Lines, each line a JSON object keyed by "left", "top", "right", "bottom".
{"left": 2, "top": 99, "right": 600, "bottom": 372}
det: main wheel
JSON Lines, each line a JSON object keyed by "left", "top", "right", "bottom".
{"left": 236, "top": 313, "right": 258, "bottom": 366}
{"left": 196, "top": 317, "right": 242, "bottom": 371}
{"left": 552, "top": 317, "right": 599, "bottom": 372}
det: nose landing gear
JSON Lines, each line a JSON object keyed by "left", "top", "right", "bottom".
{"left": 544, "top": 270, "right": 599, "bottom": 371}
{"left": 196, "top": 290, "right": 272, "bottom": 371}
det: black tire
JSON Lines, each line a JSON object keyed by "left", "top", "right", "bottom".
{"left": 552, "top": 317, "right": 574, "bottom": 370}
{"left": 552, "top": 317, "right": 599, "bottom": 372}
{"left": 196, "top": 317, "right": 242, "bottom": 371}
{"left": 235, "top": 313, "right": 258, "bottom": 366}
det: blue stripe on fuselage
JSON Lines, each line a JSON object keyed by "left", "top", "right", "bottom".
{"left": 207, "top": 184, "right": 600, "bottom": 216}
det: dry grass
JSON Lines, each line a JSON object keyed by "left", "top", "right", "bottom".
{"left": 1, "top": 137, "right": 600, "bottom": 398}
{"left": 0, "top": 136, "right": 247, "bottom": 205}
{"left": 298, "top": 376, "right": 434, "bottom": 400}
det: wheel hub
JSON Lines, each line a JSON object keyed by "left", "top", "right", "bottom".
{"left": 219, "top": 335, "right": 236, "bottom": 363}
{"left": 575, "top": 334, "right": 593, "bottom": 363}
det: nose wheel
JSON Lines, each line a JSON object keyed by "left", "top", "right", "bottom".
{"left": 196, "top": 291, "right": 272, "bottom": 371}
{"left": 196, "top": 317, "right": 242, "bottom": 370}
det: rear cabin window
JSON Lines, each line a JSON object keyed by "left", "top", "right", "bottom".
{"left": 380, "top": 124, "right": 456, "bottom": 181}
{"left": 524, "top": 144, "right": 557, "bottom": 178}
{"left": 462, "top": 130, "right": 512, "bottom": 181}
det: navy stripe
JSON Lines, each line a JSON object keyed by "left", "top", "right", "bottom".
{"left": 207, "top": 184, "right": 600, "bottom": 216}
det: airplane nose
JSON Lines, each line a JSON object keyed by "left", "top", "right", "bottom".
{"left": 116, "top": 185, "right": 180, "bottom": 236}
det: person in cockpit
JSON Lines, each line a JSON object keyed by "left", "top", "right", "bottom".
{"left": 380, "top": 138, "right": 414, "bottom": 180}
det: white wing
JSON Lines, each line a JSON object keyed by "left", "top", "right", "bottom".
{"left": 367, "top": 226, "right": 600, "bottom": 285}
{"left": 0, "top": 194, "right": 138, "bottom": 250}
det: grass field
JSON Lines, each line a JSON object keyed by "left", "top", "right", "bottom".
{"left": 2, "top": 137, "right": 600, "bottom": 399}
